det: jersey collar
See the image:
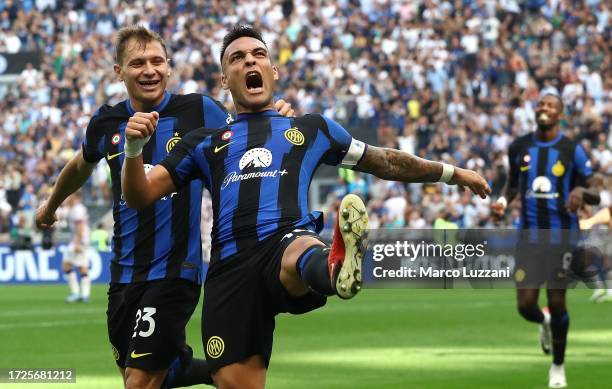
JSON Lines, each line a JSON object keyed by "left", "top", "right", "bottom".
{"left": 126, "top": 91, "right": 171, "bottom": 115}
{"left": 235, "top": 109, "right": 281, "bottom": 121}
{"left": 532, "top": 131, "right": 563, "bottom": 147}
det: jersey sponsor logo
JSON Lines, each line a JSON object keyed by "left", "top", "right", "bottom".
{"left": 166, "top": 132, "right": 181, "bottom": 153}
{"left": 527, "top": 176, "right": 559, "bottom": 199}
{"left": 551, "top": 161, "right": 565, "bottom": 177}
{"left": 284, "top": 127, "right": 304, "bottom": 146}
{"left": 239, "top": 148, "right": 273, "bottom": 169}
{"left": 206, "top": 336, "right": 225, "bottom": 358}
{"left": 214, "top": 142, "right": 233, "bottom": 153}
{"left": 111, "top": 133, "right": 122, "bottom": 145}
{"left": 107, "top": 151, "right": 124, "bottom": 161}
{"left": 222, "top": 148, "right": 287, "bottom": 189}
{"left": 130, "top": 351, "right": 152, "bottom": 359}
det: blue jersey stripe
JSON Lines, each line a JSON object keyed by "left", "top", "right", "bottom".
{"left": 203, "top": 96, "right": 231, "bottom": 129}
{"left": 299, "top": 131, "right": 330, "bottom": 215}
{"left": 119, "top": 207, "right": 137, "bottom": 283}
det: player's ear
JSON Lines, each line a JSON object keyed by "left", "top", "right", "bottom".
{"left": 113, "top": 64, "right": 123, "bottom": 82}
{"left": 221, "top": 72, "right": 229, "bottom": 90}
{"left": 272, "top": 64, "right": 279, "bottom": 81}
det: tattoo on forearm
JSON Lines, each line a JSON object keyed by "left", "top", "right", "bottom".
{"left": 356, "top": 146, "right": 442, "bottom": 182}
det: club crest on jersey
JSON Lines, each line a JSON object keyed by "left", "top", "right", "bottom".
{"left": 221, "top": 130, "right": 233, "bottom": 141}
{"left": 111, "top": 133, "right": 121, "bottom": 145}
{"left": 552, "top": 161, "right": 565, "bottom": 177}
{"left": 284, "top": 127, "right": 304, "bottom": 146}
{"left": 206, "top": 336, "right": 225, "bottom": 358}
{"left": 166, "top": 132, "right": 181, "bottom": 153}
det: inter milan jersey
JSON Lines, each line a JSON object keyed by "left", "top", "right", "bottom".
{"left": 82, "top": 92, "right": 231, "bottom": 284}
{"left": 508, "top": 132, "right": 593, "bottom": 232}
{"left": 160, "top": 110, "right": 366, "bottom": 273}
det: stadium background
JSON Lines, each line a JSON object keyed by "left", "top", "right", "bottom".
{"left": 0, "top": 0, "right": 610, "bottom": 387}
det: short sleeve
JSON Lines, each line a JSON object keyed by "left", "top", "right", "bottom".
{"left": 573, "top": 143, "right": 593, "bottom": 183}
{"left": 320, "top": 115, "right": 367, "bottom": 168}
{"left": 159, "top": 130, "right": 212, "bottom": 190}
{"left": 202, "top": 95, "right": 233, "bottom": 129}
{"left": 81, "top": 107, "right": 107, "bottom": 163}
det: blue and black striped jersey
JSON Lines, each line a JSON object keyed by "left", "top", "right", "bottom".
{"left": 160, "top": 110, "right": 366, "bottom": 275}
{"left": 82, "top": 92, "right": 232, "bottom": 284}
{"left": 508, "top": 132, "right": 593, "bottom": 232}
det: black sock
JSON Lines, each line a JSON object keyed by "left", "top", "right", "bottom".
{"left": 296, "top": 245, "right": 335, "bottom": 296}
{"left": 551, "top": 311, "right": 569, "bottom": 365}
{"left": 518, "top": 305, "right": 545, "bottom": 323}
{"left": 165, "top": 346, "right": 213, "bottom": 387}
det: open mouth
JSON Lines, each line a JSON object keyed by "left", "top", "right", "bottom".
{"left": 245, "top": 71, "right": 263, "bottom": 92}
{"left": 138, "top": 80, "right": 161, "bottom": 90}
{"left": 538, "top": 113, "right": 550, "bottom": 121}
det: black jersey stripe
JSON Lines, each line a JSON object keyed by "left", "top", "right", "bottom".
{"left": 535, "top": 146, "right": 550, "bottom": 229}
{"left": 233, "top": 116, "right": 272, "bottom": 253}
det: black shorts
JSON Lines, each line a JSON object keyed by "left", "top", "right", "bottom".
{"left": 514, "top": 243, "right": 573, "bottom": 289}
{"left": 202, "top": 229, "right": 328, "bottom": 372}
{"left": 107, "top": 279, "right": 200, "bottom": 370}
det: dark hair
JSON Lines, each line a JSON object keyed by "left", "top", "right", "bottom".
{"left": 115, "top": 25, "right": 168, "bottom": 65}
{"left": 220, "top": 24, "right": 267, "bottom": 65}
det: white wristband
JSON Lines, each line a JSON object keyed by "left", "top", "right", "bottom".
{"left": 439, "top": 163, "right": 454, "bottom": 183}
{"left": 497, "top": 196, "right": 508, "bottom": 208}
{"left": 124, "top": 136, "right": 151, "bottom": 158}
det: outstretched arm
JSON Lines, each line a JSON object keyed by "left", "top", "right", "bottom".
{"left": 355, "top": 145, "right": 491, "bottom": 198}
{"left": 121, "top": 112, "right": 177, "bottom": 210}
{"left": 36, "top": 151, "right": 96, "bottom": 229}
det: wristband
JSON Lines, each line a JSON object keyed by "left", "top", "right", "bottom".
{"left": 497, "top": 196, "right": 508, "bottom": 208}
{"left": 124, "top": 136, "right": 151, "bottom": 158}
{"left": 439, "top": 163, "right": 455, "bottom": 183}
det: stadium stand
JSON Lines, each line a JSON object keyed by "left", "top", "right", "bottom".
{"left": 0, "top": 0, "right": 609, "bottom": 239}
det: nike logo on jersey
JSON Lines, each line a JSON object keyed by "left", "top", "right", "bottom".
{"left": 130, "top": 351, "right": 152, "bottom": 359}
{"left": 214, "top": 142, "right": 233, "bottom": 153}
{"left": 107, "top": 151, "right": 124, "bottom": 160}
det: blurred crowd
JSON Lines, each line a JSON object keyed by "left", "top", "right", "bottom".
{"left": 0, "top": 0, "right": 610, "bottom": 237}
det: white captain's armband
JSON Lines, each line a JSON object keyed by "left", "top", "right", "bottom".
{"left": 340, "top": 138, "right": 367, "bottom": 168}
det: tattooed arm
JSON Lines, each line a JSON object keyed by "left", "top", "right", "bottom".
{"left": 355, "top": 145, "right": 491, "bottom": 198}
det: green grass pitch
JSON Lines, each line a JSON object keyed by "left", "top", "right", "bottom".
{"left": 1, "top": 285, "right": 610, "bottom": 388}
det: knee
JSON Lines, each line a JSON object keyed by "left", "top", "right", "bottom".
{"left": 517, "top": 303, "right": 534, "bottom": 319}
{"left": 215, "top": 375, "right": 263, "bottom": 389}
{"left": 548, "top": 299, "right": 566, "bottom": 316}
{"left": 124, "top": 368, "right": 161, "bottom": 389}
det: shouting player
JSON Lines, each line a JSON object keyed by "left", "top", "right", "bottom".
{"left": 36, "top": 26, "right": 293, "bottom": 388}
{"left": 492, "top": 93, "right": 600, "bottom": 388}
{"left": 121, "top": 24, "right": 490, "bottom": 389}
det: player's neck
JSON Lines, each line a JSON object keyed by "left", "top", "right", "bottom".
{"left": 235, "top": 100, "right": 276, "bottom": 115}
{"left": 535, "top": 126, "right": 559, "bottom": 143}
{"left": 129, "top": 94, "right": 165, "bottom": 113}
